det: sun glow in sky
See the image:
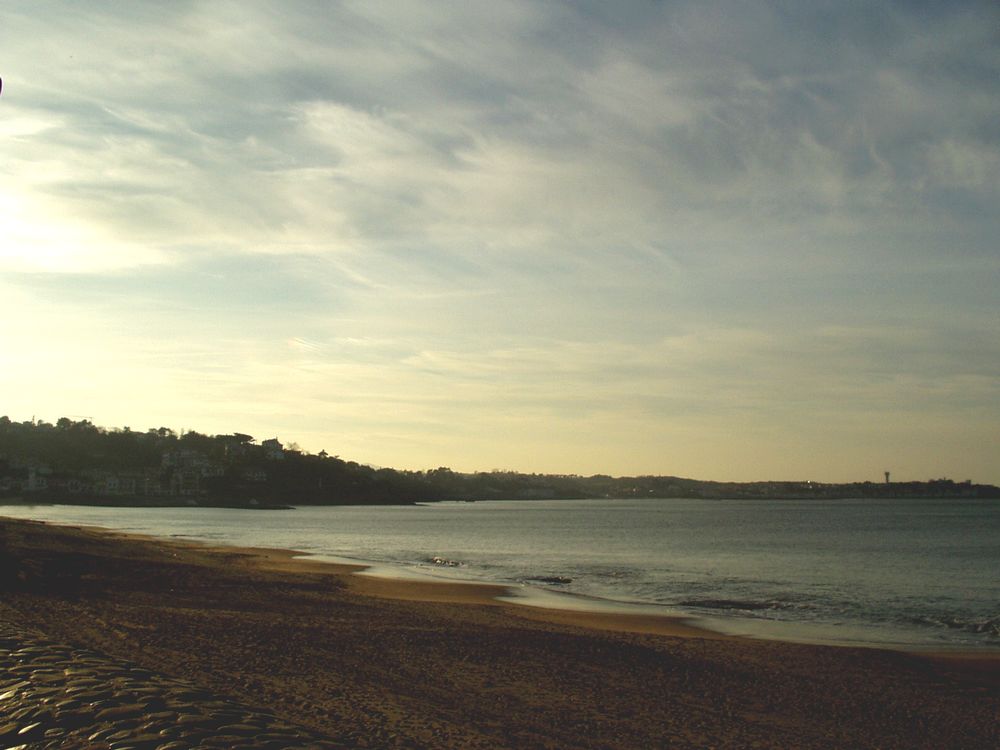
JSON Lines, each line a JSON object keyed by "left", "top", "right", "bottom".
{"left": 2, "top": 1, "right": 998, "bottom": 483}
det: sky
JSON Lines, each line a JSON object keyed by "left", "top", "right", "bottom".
{"left": 2, "top": 1, "right": 998, "bottom": 483}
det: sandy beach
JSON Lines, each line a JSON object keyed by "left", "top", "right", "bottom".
{"left": 1, "top": 517, "right": 997, "bottom": 749}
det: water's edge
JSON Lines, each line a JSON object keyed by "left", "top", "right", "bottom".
{"left": 2, "top": 498, "right": 998, "bottom": 653}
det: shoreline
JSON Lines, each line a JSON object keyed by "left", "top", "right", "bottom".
{"left": 67, "top": 519, "right": 721, "bottom": 638}
{"left": 5, "top": 514, "right": 1000, "bottom": 662}
{"left": 284, "top": 551, "right": 736, "bottom": 643}
{"left": 281, "top": 550, "right": 1000, "bottom": 656}
{"left": 6, "top": 510, "right": 1000, "bottom": 655}
{"left": 1, "top": 516, "right": 998, "bottom": 748}
{"left": 134, "top": 531, "right": 733, "bottom": 644}
{"left": 119, "top": 533, "right": 1000, "bottom": 655}
{"left": 73, "top": 520, "right": 992, "bottom": 654}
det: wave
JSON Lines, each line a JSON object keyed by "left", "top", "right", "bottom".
{"left": 586, "top": 566, "right": 641, "bottom": 582}
{"left": 522, "top": 575, "right": 573, "bottom": 585}
{"left": 912, "top": 615, "right": 1000, "bottom": 638}
{"left": 426, "top": 556, "right": 463, "bottom": 567}
{"left": 677, "top": 598, "right": 806, "bottom": 613}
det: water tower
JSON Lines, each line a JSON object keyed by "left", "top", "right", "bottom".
{"left": 884, "top": 471, "right": 891, "bottom": 484}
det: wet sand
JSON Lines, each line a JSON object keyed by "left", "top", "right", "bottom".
{"left": 1, "top": 517, "right": 997, "bottom": 749}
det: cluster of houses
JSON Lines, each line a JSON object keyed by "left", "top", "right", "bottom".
{"left": 0, "top": 439, "right": 287, "bottom": 500}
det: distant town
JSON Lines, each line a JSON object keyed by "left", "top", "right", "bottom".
{"left": 1, "top": 416, "right": 998, "bottom": 508}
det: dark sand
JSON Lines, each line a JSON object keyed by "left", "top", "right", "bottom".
{"left": 1, "top": 517, "right": 997, "bottom": 749}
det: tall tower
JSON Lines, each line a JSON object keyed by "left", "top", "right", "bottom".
{"left": 884, "top": 471, "right": 891, "bottom": 484}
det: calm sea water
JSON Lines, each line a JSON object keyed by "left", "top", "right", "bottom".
{"left": 2, "top": 497, "right": 997, "bottom": 651}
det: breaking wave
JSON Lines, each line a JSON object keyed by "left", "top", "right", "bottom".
{"left": 914, "top": 615, "right": 1000, "bottom": 638}
{"left": 522, "top": 575, "right": 573, "bottom": 585}
{"left": 677, "top": 598, "right": 808, "bottom": 613}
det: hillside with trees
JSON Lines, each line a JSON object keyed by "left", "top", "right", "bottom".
{"left": 1, "top": 417, "right": 997, "bottom": 508}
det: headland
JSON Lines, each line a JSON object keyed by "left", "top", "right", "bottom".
{"left": 2, "top": 416, "right": 998, "bottom": 508}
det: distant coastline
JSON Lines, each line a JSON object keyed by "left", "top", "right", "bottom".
{"left": 3, "top": 416, "right": 998, "bottom": 508}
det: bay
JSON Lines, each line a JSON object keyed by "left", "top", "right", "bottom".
{"left": 2, "top": 496, "right": 997, "bottom": 650}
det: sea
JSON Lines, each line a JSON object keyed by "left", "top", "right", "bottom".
{"left": 2, "top": 496, "right": 997, "bottom": 651}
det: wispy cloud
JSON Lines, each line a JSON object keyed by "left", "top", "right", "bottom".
{"left": 1, "top": 0, "right": 998, "bottom": 481}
